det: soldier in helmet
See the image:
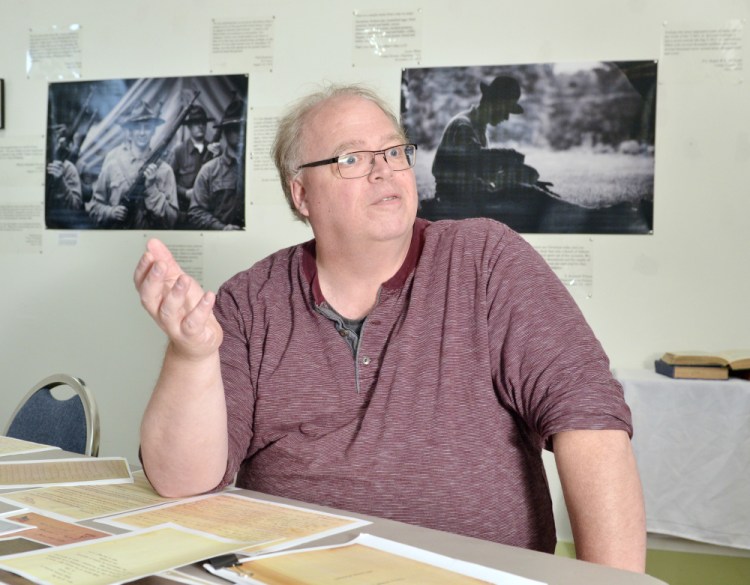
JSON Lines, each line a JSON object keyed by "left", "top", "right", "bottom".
{"left": 89, "top": 99, "right": 178, "bottom": 229}
{"left": 188, "top": 99, "right": 245, "bottom": 230}
{"left": 168, "top": 104, "right": 218, "bottom": 229}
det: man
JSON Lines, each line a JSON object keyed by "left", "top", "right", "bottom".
{"left": 45, "top": 124, "right": 85, "bottom": 228}
{"left": 430, "top": 75, "right": 548, "bottom": 212}
{"left": 135, "top": 84, "right": 645, "bottom": 571}
{"left": 168, "top": 104, "right": 218, "bottom": 228}
{"left": 188, "top": 99, "right": 245, "bottom": 230}
{"left": 89, "top": 99, "right": 178, "bottom": 229}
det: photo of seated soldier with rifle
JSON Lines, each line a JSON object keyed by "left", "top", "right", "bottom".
{"left": 404, "top": 64, "right": 655, "bottom": 234}
{"left": 428, "top": 76, "right": 557, "bottom": 220}
{"left": 88, "top": 94, "right": 199, "bottom": 229}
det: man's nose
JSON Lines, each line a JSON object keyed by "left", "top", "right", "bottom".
{"left": 368, "top": 152, "right": 392, "bottom": 180}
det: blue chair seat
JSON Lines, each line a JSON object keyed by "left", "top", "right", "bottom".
{"left": 4, "top": 374, "right": 100, "bottom": 457}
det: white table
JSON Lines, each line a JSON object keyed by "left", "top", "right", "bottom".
{"left": 616, "top": 369, "right": 750, "bottom": 550}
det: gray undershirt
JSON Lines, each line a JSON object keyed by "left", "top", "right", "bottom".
{"left": 316, "top": 303, "right": 365, "bottom": 355}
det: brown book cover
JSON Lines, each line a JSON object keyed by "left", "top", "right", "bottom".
{"left": 654, "top": 359, "right": 729, "bottom": 380}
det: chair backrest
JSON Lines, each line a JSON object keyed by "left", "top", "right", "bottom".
{"left": 4, "top": 374, "right": 100, "bottom": 457}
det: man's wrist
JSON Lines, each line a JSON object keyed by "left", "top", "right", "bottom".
{"left": 165, "top": 339, "right": 221, "bottom": 365}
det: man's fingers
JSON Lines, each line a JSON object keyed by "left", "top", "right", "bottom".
{"left": 133, "top": 250, "right": 155, "bottom": 290}
{"left": 181, "top": 292, "right": 218, "bottom": 339}
{"left": 158, "top": 273, "right": 191, "bottom": 327}
{"left": 138, "top": 259, "right": 172, "bottom": 316}
{"left": 146, "top": 238, "right": 176, "bottom": 264}
{"left": 134, "top": 239, "right": 221, "bottom": 359}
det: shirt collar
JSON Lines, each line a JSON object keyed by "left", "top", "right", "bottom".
{"left": 302, "top": 218, "right": 428, "bottom": 306}
{"left": 221, "top": 149, "right": 240, "bottom": 165}
{"left": 124, "top": 141, "right": 152, "bottom": 163}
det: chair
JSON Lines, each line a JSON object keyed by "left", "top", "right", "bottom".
{"left": 4, "top": 374, "right": 100, "bottom": 457}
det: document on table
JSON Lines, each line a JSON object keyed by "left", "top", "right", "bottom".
{"left": 206, "top": 533, "right": 546, "bottom": 585}
{"left": 0, "top": 436, "right": 59, "bottom": 457}
{"left": 0, "top": 470, "right": 171, "bottom": 521}
{"left": 0, "top": 517, "right": 30, "bottom": 538}
{"left": 0, "top": 457, "right": 132, "bottom": 489}
{"left": 102, "top": 492, "right": 369, "bottom": 553}
{"left": 4, "top": 511, "right": 111, "bottom": 546}
{"left": 0, "top": 523, "right": 243, "bottom": 585}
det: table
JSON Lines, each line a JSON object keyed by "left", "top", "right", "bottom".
{"left": 0, "top": 443, "right": 667, "bottom": 585}
{"left": 616, "top": 369, "right": 750, "bottom": 550}
{"left": 172, "top": 488, "right": 666, "bottom": 585}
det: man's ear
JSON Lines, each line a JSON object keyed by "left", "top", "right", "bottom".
{"left": 290, "top": 177, "right": 310, "bottom": 218}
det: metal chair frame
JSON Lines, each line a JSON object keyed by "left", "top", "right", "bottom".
{"left": 4, "top": 374, "right": 100, "bottom": 457}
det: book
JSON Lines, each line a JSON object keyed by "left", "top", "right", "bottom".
{"left": 660, "top": 349, "right": 750, "bottom": 370}
{"left": 654, "top": 358, "right": 729, "bottom": 380}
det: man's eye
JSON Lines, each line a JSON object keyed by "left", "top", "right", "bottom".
{"left": 339, "top": 154, "right": 360, "bottom": 166}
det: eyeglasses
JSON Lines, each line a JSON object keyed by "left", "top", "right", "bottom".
{"left": 297, "top": 143, "right": 418, "bottom": 179}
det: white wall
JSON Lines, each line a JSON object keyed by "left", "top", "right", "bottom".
{"left": 2, "top": 0, "right": 749, "bottom": 546}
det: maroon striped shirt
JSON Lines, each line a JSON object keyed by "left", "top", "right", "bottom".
{"left": 213, "top": 217, "right": 631, "bottom": 552}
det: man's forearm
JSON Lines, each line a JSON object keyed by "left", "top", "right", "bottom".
{"left": 140, "top": 343, "right": 229, "bottom": 497}
{"left": 554, "top": 429, "right": 647, "bottom": 572}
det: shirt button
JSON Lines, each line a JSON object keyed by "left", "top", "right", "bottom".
{"left": 362, "top": 356, "right": 371, "bottom": 365}
{"left": 339, "top": 329, "right": 347, "bottom": 337}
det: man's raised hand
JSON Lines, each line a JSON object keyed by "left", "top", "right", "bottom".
{"left": 133, "top": 239, "right": 222, "bottom": 359}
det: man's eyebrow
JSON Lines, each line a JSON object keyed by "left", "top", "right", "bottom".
{"left": 333, "top": 133, "right": 406, "bottom": 155}
{"left": 333, "top": 140, "right": 367, "bottom": 154}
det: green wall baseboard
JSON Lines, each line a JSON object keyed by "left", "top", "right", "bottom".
{"left": 555, "top": 541, "right": 750, "bottom": 585}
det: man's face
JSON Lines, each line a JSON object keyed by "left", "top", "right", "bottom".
{"left": 223, "top": 124, "right": 242, "bottom": 148}
{"left": 130, "top": 120, "right": 157, "bottom": 150}
{"left": 291, "top": 95, "right": 418, "bottom": 247}
{"left": 187, "top": 120, "right": 206, "bottom": 141}
{"left": 487, "top": 102, "right": 512, "bottom": 126}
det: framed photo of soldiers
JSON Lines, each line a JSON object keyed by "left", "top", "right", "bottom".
{"left": 44, "top": 73, "right": 249, "bottom": 230}
{"left": 401, "top": 61, "right": 657, "bottom": 234}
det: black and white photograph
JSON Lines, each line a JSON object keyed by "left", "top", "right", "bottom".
{"left": 0, "top": 78, "right": 5, "bottom": 129}
{"left": 401, "top": 61, "right": 657, "bottom": 234}
{"left": 45, "top": 73, "right": 248, "bottom": 230}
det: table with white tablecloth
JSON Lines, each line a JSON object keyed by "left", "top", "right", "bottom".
{"left": 616, "top": 369, "right": 750, "bottom": 550}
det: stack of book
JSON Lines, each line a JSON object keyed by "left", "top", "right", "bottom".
{"left": 654, "top": 350, "right": 750, "bottom": 380}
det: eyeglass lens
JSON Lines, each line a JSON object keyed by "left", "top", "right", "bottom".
{"left": 338, "top": 144, "right": 416, "bottom": 178}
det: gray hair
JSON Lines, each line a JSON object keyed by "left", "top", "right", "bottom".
{"left": 272, "top": 83, "right": 406, "bottom": 223}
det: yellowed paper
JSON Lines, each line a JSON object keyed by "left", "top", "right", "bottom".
{"left": 0, "top": 470, "right": 171, "bottom": 521}
{"left": 239, "top": 542, "right": 490, "bottom": 584}
{"left": 0, "top": 457, "right": 132, "bottom": 489}
{"left": 0, "top": 524, "right": 242, "bottom": 585}
{"left": 104, "top": 493, "right": 368, "bottom": 551}
{"left": 0, "top": 436, "right": 59, "bottom": 457}
{"left": 7, "top": 511, "right": 111, "bottom": 546}
{"left": 216, "top": 534, "right": 544, "bottom": 585}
